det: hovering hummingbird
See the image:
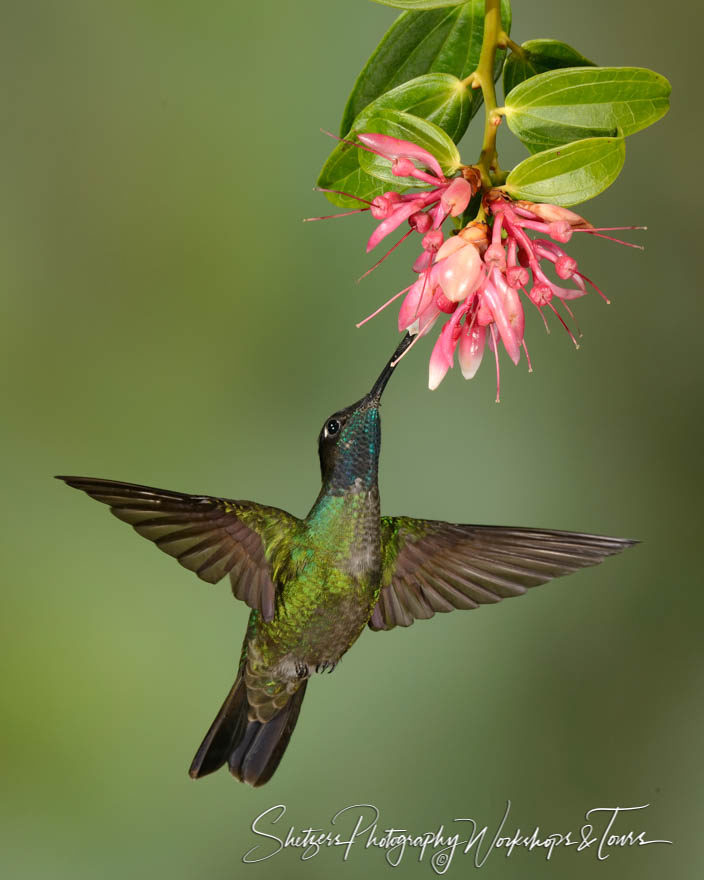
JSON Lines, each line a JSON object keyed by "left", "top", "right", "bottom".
{"left": 58, "top": 334, "right": 634, "bottom": 787}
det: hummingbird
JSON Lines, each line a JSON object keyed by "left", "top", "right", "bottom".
{"left": 57, "top": 334, "right": 635, "bottom": 787}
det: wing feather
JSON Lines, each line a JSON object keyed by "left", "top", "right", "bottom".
{"left": 58, "top": 476, "right": 300, "bottom": 621}
{"left": 371, "top": 517, "right": 636, "bottom": 631}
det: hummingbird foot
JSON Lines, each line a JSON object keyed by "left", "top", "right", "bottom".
{"left": 295, "top": 661, "right": 309, "bottom": 680}
{"left": 315, "top": 661, "right": 338, "bottom": 674}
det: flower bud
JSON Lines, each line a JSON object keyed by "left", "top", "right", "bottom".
{"left": 357, "top": 132, "right": 445, "bottom": 180}
{"left": 547, "top": 221, "right": 573, "bottom": 243}
{"left": 484, "top": 243, "right": 506, "bottom": 269}
{"left": 523, "top": 202, "right": 587, "bottom": 227}
{"left": 422, "top": 230, "right": 443, "bottom": 253}
{"left": 556, "top": 255, "right": 577, "bottom": 279}
{"left": 370, "top": 191, "right": 401, "bottom": 220}
{"left": 410, "top": 211, "right": 432, "bottom": 234}
{"left": 506, "top": 265, "right": 529, "bottom": 288}
{"left": 440, "top": 177, "right": 473, "bottom": 218}
{"left": 529, "top": 283, "right": 553, "bottom": 306}
{"left": 436, "top": 242, "right": 482, "bottom": 303}
{"left": 393, "top": 157, "right": 416, "bottom": 178}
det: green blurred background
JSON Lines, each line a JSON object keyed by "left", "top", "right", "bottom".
{"left": 2, "top": 1, "right": 702, "bottom": 877}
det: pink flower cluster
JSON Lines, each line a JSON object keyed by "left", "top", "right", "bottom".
{"left": 420, "top": 194, "right": 612, "bottom": 398}
{"left": 313, "top": 132, "right": 640, "bottom": 399}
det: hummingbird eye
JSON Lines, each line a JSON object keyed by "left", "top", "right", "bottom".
{"left": 325, "top": 419, "right": 340, "bottom": 437}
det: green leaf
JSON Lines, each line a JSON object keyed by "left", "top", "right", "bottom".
{"left": 503, "top": 39, "right": 594, "bottom": 96}
{"left": 504, "top": 135, "right": 625, "bottom": 206}
{"left": 362, "top": 73, "right": 471, "bottom": 142}
{"left": 340, "top": 0, "right": 512, "bottom": 137}
{"left": 358, "top": 110, "right": 461, "bottom": 186}
{"left": 371, "top": 1, "right": 468, "bottom": 9}
{"left": 318, "top": 74, "right": 468, "bottom": 208}
{"left": 504, "top": 66, "right": 671, "bottom": 153}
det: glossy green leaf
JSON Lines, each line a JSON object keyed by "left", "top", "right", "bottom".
{"left": 358, "top": 110, "right": 461, "bottom": 186}
{"left": 371, "top": 1, "right": 468, "bottom": 9}
{"left": 504, "top": 135, "right": 625, "bottom": 206}
{"left": 363, "top": 73, "right": 471, "bottom": 141}
{"left": 503, "top": 39, "right": 594, "bottom": 96}
{"left": 340, "top": 0, "right": 512, "bottom": 137}
{"left": 319, "top": 74, "right": 468, "bottom": 208}
{"left": 504, "top": 66, "right": 670, "bottom": 153}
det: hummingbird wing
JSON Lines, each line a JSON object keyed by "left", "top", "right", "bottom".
{"left": 370, "top": 517, "right": 636, "bottom": 631}
{"left": 57, "top": 476, "right": 300, "bottom": 621}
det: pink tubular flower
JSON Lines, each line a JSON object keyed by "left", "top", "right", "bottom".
{"left": 357, "top": 132, "right": 446, "bottom": 182}
{"left": 310, "top": 132, "right": 479, "bottom": 279}
{"left": 310, "top": 133, "right": 643, "bottom": 400}
{"left": 407, "top": 192, "right": 644, "bottom": 399}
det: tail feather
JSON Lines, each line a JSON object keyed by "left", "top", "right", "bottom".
{"left": 188, "top": 671, "right": 307, "bottom": 786}
{"left": 229, "top": 680, "right": 307, "bottom": 787}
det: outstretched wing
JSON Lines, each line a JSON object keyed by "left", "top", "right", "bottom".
{"left": 370, "top": 517, "right": 636, "bottom": 631}
{"left": 58, "top": 476, "right": 301, "bottom": 621}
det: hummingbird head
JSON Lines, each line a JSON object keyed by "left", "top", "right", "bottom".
{"left": 317, "top": 334, "right": 413, "bottom": 491}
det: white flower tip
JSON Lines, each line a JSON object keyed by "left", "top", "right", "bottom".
{"left": 460, "top": 363, "right": 481, "bottom": 380}
{"left": 428, "top": 362, "right": 448, "bottom": 391}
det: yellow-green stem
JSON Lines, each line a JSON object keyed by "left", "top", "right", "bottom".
{"left": 500, "top": 34, "right": 523, "bottom": 55}
{"left": 475, "top": 0, "right": 503, "bottom": 190}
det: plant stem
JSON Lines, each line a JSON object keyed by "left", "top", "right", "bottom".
{"left": 501, "top": 35, "right": 523, "bottom": 55}
{"left": 471, "top": 0, "right": 504, "bottom": 190}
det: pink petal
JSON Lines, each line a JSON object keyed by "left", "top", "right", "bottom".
{"left": 550, "top": 284, "right": 587, "bottom": 301}
{"left": 532, "top": 238, "right": 566, "bottom": 260}
{"left": 435, "top": 235, "right": 467, "bottom": 262}
{"left": 555, "top": 255, "right": 578, "bottom": 279}
{"left": 506, "top": 265, "right": 529, "bottom": 288}
{"left": 501, "top": 283, "right": 525, "bottom": 342}
{"left": 410, "top": 211, "right": 432, "bottom": 233}
{"left": 357, "top": 132, "right": 445, "bottom": 181}
{"left": 398, "top": 274, "right": 433, "bottom": 331}
{"left": 428, "top": 322, "right": 455, "bottom": 390}
{"left": 366, "top": 200, "right": 422, "bottom": 252}
{"left": 416, "top": 305, "right": 441, "bottom": 338}
{"left": 458, "top": 324, "right": 486, "bottom": 379}
{"left": 412, "top": 250, "right": 432, "bottom": 273}
{"left": 434, "top": 242, "right": 482, "bottom": 303}
{"left": 422, "top": 229, "right": 443, "bottom": 252}
{"left": 533, "top": 265, "right": 585, "bottom": 301}
{"left": 531, "top": 203, "right": 588, "bottom": 227}
{"left": 440, "top": 177, "right": 473, "bottom": 217}
{"left": 480, "top": 279, "right": 521, "bottom": 365}
{"left": 370, "top": 191, "right": 403, "bottom": 220}
{"left": 434, "top": 289, "right": 458, "bottom": 314}
{"left": 493, "top": 269, "right": 525, "bottom": 342}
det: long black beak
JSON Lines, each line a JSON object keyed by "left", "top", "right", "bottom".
{"left": 368, "top": 333, "right": 414, "bottom": 402}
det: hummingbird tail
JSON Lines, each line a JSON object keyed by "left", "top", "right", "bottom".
{"left": 188, "top": 670, "right": 308, "bottom": 787}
